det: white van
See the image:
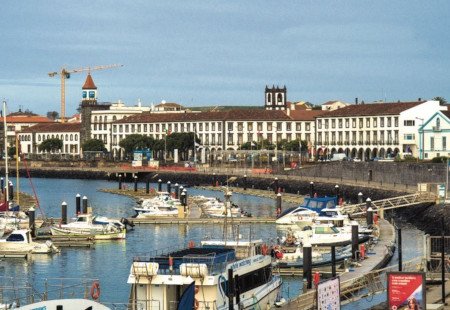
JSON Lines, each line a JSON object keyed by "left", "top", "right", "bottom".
{"left": 330, "top": 153, "right": 347, "bottom": 161}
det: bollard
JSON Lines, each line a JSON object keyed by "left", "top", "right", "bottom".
{"left": 309, "top": 182, "right": 314, "bottom": 197}
{"left": 9, "top": 182, "right": 13, "bottom": 200}
{"left": 274, "top": 177, "right": 279, "bottom": 194}
{"left": 61, "top": 201, "right": 68, "bottom": 225}
{"left": 358, "top": 192, "right": 363, "bottom": 204}
{"left": 398, "top": 227, "right": 402, "bottom": 271}
{"left": 303, "top": 243, "right": 312, "bottom": 289}
{"left": 366, "top": 207, "right": 374, "bottom": 226}
{"left": 365, "top": 198, "right": 371, "bottom": 211}
{"left": 118, "top": 174, "right": 122, "bottom": 190}
{"left": 0, "top": 177, "right": 3, "bottom": 193}
{"left": 179, "top": 186, "right": 184, "bottom": 200}
{"left": 351, "top": 222, "right": 359, "bottom": 260}
{"left": 243, "top": 175, "right": 247, "bottom": 191}
{"left": 167, "top": 181, "right": 171, "bottom": 194}
{"left": 227, "top": 268, "right": 235, "bottom": 310}
{"left": 82, "top": 196, "right": 88, "bottom": 214}
{"left": 145, "top": 179, "right": 150, "bottom": 194}
{"left": 76, "top": 194, "right": 81, "bottom": 214}
{"left": 174, "top": 183, "right": 179, "bottom": 199}
{"left": 134, "top": 175, "right": 138, "bottom": 192}
{"left": 276, "top": 193, "right": 282, "bottom": 217}
{"left": 181, "top": 191, "right": 186, "bottom": 207}
{"left": 212, "top": 173, "right": 217, "bottom": 187}
{"left": 360, "top": 244, "right": 366, "bottom": 260}
{"left": 28, "top": 206, "right": 36, "bottom": 237}
{"left": 334, "top": 185, "right": 339, "bottom": 201}
{"left": 183, "top": 188, "right": 188, "bottom": 206}
{"left": 331, "top": 245, "right": 336, "bottom": 277}
{"left": 158, "top": 179, "right": 162, "bottom": 192}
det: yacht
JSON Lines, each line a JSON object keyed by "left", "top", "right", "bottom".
{"left": 201, "top": 198, "right": 242, "bottom": 218}
{"left": 293, "top": 223, "right": 370, "bottom": 247}
{"left": 128, "top": 246, "right": 282, "bottom": 310}
{"left": 134, "top": 192, "right": 181, "bottom": 218}
{"left": 50, "top": 213, "right": 126, "bottom": 240}
{"left": 275, "top": 196, "right": 337, "bottom": 227}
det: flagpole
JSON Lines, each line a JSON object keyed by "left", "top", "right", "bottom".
{"left": 446, "top": 157, "right": 449, "bottom": 202}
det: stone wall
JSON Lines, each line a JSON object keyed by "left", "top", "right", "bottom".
{"left": 294, "top": 162, "right": 447, "bottom": 186}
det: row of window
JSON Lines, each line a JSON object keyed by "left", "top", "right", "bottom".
{"left": 19, "top": 134, "right": 78, "bottom": 142}
{"left": 318, "top": 130, "right": 399, "bottom": 145}
{"left": 429, "top": 137, "right": 447, "bottom": 151}
{"left": 317, "top": 117, "right": 400, "bottom": 130}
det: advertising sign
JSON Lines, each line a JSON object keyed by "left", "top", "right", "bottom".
{"left": 387, "top": 272, "right": 426, "bottom": 310}
{"left": 317, "top": 277, "right": 340, "bottom": 310}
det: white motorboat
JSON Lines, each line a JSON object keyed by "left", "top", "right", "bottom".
{"left": 275, "top": 206, "right": 318, "bottom": 226}
{"left": 200, "top": 237, "right": 266, "bottom": 259}
{"left": 128, "top": 246, "right": 282, "bottom": 310}
{"left": 50, "top": 213, "right": 126, "bottom": 240}
{"left": 201, "top": 198, "right": 242, "bottom": 218}
{"left": 293, "top": 223, "right": 370, "bottom": 247}
{"left": 134, "top": 192, "right": 181, "bottom": 218}
{"left": 0, "top": 229, "right": 59, "bottom": 256}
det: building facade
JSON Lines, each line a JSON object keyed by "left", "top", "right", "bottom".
{"left": 314, "top": 100, "right": 446, "bottom": 160}
{"left": 419, "top": 110, "right": 450, "bottom": 159}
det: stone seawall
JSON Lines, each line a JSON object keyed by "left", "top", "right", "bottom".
{"left": 294, "top": 162, "right": 446, "bottom": 186}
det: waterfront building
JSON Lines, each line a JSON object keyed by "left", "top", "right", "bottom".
{"left": 314, "top": 100, "right": 446, "bottom": 160}
{"left": 2, "top": 112, "right": 53, "bottom": 146}
{"left": 321, "top": 100, "right": 350, "bottom": 111}
{"left": 18, "top": 123, "right": 81, "bottom": 155}
{"left": 418, "top": 110, "right": 450, "bottom": 159}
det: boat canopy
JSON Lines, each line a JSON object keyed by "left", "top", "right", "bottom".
{"left": 302, "top": 196, "right": 337, "bottom": 212}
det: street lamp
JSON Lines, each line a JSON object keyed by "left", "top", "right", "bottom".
{"left": 416, "top": 117, "right": 424, "bottom": 160}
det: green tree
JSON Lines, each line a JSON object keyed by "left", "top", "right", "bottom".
{"left": 277, "top": 139, "right": 308, "bottom": 152}
{"left": 7, "top": 146, "right": 16, "bottom": 158}
{"left": 46, "top": 111, "right": 59, "bottom": 120}
{"left": 39, "top": 138, "right": 63, "bottom": 153}
{"left": 82, "top": 139, "right": 106, "bottom": 152}
{"left": 433, "top": 97, "right": 447, "bottom": 105}
{"left": 119, "top": 134, "right": 155, "bottom": 156}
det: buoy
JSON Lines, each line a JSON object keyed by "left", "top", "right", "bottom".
{"left": 90, "top": 281, "right": 101, "bottom": 300}
{"left": 275, "top": 249, "right": 283, "bottom": 259}
{"left": 188, "top": 240, "right": 195, "bottom": 248}
{"left": 360, "top": 244, "right": 366, "bottom": 259}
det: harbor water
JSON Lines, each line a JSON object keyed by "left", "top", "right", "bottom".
{"left": 1, "top": 177, "right": 425, "bottom": 308}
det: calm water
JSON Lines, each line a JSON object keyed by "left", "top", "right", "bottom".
{"left": 0, "top": 177, "right": 424, "bottom": 308}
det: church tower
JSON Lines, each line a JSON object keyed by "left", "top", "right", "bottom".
{"left": 79, "top": 73, "right": 110, "bottom": 145}
{"left": 265, "top": 85, "right": 287, "bottom": 110}
{"left": 82, "top": 73, "right": 98, "bottom": 103}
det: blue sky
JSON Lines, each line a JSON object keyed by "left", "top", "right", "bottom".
{"left": 1, "top": 1, "right": 450, "bottom": 116}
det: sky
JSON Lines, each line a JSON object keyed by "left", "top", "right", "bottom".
{"left": 1, "top": 1, "right": 450, "bottom": 116}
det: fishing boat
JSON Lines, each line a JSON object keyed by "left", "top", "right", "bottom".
{"left": 0, "top": 229, "right": 59, "bottom": 257}
{"left": 200, "top": 236, "right": 266, "bottom": 259}
{"left": 50, "top": 213, "right": 126, "bottom": 240}
{"left": 128, "top": 246, "right": 282, "bottom": 310}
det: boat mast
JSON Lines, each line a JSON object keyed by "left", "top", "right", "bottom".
{"left": 2, "top": 100, "right": 9, "bottom": 206}
{"left": 15, "top": 134, "right": 19, "bottom": 206}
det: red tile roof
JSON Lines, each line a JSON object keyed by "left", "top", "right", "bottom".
{"left": 114, "top": 109, "right": 292, "bottom": 124}
{"left": 5, "top": 116, "right": 53, "bottom": 123}
{"left": 441, "top": 110, "right": 450, "bottom": 119}
{"left": 318, "top": 101, "right": 425, "bottom": 117}
{"left": 20, "top": 123, "right": 81, "bottom": 133}
{"left": 82, "top": 74, "right": 97, "bottom": 89}
{"left": 289, "top": 109, "right": 329, "bottom": 121}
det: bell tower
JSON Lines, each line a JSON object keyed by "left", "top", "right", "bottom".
{"left": 265, "top": 85, "right": 287, "bottom": 110}
{"left": 82, "top": 73, "right": 98, "bottom": 103}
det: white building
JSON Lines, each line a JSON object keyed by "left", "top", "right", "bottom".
{"left": 419, "top": 110, "right": 450, "bottom": 159}
{"left": 321, "top": 100, "right": 350, "bottom": 111}
{"left": 18, "top": 123, "right": 81, "bottom": 155}
{"left": 3, "top": 113, "right": 53, "bottom": 147}
{"left": 315, "top": 100, "right": 446, "bottom": 160}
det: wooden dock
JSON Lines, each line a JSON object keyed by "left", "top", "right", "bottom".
{"left": 50, "top": 235, "right": 95, "bottom": 248}
{"left": 128, "top": 217, "right": 275, "bottom": 225}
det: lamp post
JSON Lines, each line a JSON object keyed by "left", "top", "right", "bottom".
{"left": 416, "top": 117, "right": 424, "bottom": 160}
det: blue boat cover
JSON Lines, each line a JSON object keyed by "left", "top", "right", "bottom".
{"left": 177, "top": 281, "right": 195, "bottom": 310}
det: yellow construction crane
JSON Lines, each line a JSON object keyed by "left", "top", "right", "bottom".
{"left": 48, "top": 64, "right": 123, "bottom": 122}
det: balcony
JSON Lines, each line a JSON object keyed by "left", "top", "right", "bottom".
{"left": 351, "top": 141, "right": 357, "bottom": 146}
{"left": 358, "top": 141, "right": 363, "bottom": 145}
{"left": 379, "top": 140, "right": 385, "bottom": 145}
{"left": 365, "top": 141, "right": 371, "bottom": 145}
{"left": 344, "top": 141, "right": 350, "bottom": 145}
{"left": 393, "top": 140, "right": 399, "bottom": 145}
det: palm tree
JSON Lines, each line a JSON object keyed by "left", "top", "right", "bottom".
{"left": 433, "top": 96, "right": 447, "bottom": 105}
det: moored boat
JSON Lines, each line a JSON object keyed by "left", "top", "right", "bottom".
{"left": 128, "top": 246, "right": 282, "bottom": 310}
{"left": 0, "top": 229, "right": 59, "bottom": 257}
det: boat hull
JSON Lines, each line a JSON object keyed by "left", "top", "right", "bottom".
{"left": 50, "top": 227, "right": 126, "bottom": 240}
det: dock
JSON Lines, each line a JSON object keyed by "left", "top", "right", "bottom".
{"left": 128, "top": 217, "right": 275, "bottom": 225}
{"left": 50, "top": 235, "right": 95, "bottom": 248}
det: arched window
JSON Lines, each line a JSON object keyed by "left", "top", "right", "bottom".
{"left": 436, "top": 118, "right": 441, "bottom": 128}
{"left": 113, "top": 116, "right": 117, "bottom": 121}
{"left": 94, "top": 116, "right": 98, "bottom": 123}
{"left": 65, "top": 134, "right": 68, "bottom": 141}
{"left": 99, "top": 116, "right": 102, "bottom": 123}
{"left": 104, "top": 116, "right": 107, "bottom": 123}
{"left": 277, "top": 93, "right": 283, "bottom": 104}
{"left": 267, "top": 93, "right": 272, "bottom": 103}
{"left": 47, "top": 135, "right": 50, "bottom": 140}
{"left": 70, "top": 134, "right": 73, "bottom": 141}
{"left": 75, "top": 135, "right": 78, "bottom": 141}
{"left": 38, "top": 135, "right": 41, "bottom": 142}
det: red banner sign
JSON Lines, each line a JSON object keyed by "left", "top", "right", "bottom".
{"left": 387, "top": 272, "right": 426, "bottom": 310}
